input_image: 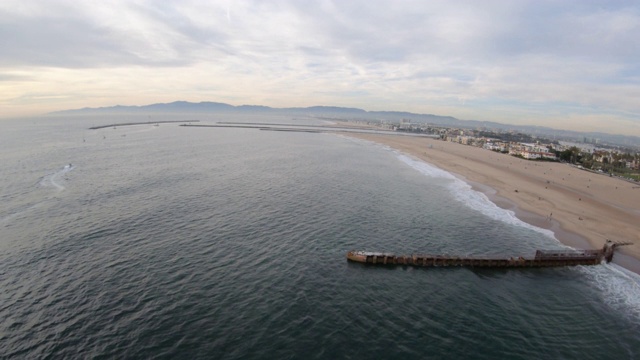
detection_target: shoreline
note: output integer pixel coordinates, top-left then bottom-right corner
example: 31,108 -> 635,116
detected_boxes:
347,133 -> 640,275
466,178 -> 594,250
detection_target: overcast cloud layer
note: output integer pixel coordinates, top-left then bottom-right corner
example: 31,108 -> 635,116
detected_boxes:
1,0 -> 639,135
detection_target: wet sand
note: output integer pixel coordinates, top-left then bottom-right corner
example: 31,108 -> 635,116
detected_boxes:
349,133 -> 640,274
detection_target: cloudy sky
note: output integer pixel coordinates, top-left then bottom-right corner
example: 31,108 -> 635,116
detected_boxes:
1,0 -> 639,135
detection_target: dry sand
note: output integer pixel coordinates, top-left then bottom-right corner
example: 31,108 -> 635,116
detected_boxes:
349,133 -> 640,273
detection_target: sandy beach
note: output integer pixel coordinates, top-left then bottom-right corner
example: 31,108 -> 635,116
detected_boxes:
349,133 -> 640,273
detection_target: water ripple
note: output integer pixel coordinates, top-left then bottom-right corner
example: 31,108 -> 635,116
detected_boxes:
1,120 -> 639,359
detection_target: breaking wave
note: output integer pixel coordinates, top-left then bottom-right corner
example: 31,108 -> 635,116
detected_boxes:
579,264 -> 640,322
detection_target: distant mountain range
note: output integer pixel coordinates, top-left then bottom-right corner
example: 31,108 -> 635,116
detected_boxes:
48,101 -> 640,148
49,100 -> 460,126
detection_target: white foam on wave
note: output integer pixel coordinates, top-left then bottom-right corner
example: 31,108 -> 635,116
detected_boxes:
396,153 -> 556,239
4,165 -> 74,225
578,264 -> 640,321
40,164 -> 74,192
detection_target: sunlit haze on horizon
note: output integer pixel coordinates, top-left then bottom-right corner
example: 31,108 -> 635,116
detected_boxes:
1,0 -> 639,136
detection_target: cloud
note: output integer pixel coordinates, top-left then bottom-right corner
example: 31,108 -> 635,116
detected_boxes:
0,73 -> 33,81
0,0 -> 639,135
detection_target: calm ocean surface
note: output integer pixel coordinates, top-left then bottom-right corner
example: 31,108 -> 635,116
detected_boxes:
1,114 -> 639,359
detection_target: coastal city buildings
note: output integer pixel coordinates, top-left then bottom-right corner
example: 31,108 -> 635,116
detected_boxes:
338,118 -> 640,181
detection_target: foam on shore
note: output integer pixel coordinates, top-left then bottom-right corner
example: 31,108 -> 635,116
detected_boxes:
343,135 -> 559,241
580,264 -> 640,320
396,153 -> 557,240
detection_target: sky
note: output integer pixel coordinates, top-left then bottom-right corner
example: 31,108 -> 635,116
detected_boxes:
1,0 -> 639,135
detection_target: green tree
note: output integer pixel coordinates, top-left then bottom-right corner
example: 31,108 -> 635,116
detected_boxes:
559,146 -> 580,163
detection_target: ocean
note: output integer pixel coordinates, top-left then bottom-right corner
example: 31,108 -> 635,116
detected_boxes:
1,114 -> 639,359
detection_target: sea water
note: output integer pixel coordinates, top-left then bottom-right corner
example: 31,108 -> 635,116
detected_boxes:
1,114 -> 639,359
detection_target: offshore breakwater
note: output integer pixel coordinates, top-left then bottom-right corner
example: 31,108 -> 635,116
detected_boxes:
179,123 -> 441,138
88,120 -> 199,129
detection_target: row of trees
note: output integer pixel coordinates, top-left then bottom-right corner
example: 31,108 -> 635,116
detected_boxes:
557,146 -> 639,176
